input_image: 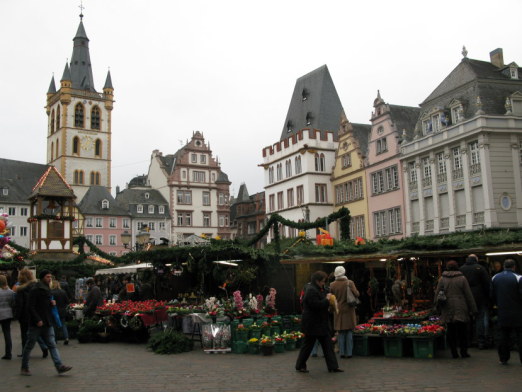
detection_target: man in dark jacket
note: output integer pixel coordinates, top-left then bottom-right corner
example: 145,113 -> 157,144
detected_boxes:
20,270 -> 72,376
85,278 -> 103,317
460,254 -> 491,348
491,259 -> 522,365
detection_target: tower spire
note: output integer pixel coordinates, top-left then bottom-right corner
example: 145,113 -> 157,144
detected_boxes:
79,0 -> 84,21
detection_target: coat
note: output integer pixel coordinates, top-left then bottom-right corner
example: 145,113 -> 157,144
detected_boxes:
0,288 -> 15,321
85,285 -> 103,316
459,260 -> 490,307
491,269 -> 522,327
51,287 -> 69,319
14,281 -> 36,322
329,277 -> 359,331
27,281 -> 54,327
301,282 -> 330,336
435,271 -> 477,324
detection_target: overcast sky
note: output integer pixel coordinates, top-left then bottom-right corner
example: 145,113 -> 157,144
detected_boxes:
2,0 -> 522,197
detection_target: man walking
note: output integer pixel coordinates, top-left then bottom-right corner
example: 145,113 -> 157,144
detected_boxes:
85,278 -> 103,317
491,259 -> 522,365
460,254 -> 491,348
20,270 -> 72,376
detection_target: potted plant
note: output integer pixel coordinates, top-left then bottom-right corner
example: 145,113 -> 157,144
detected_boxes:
273,335 -> 285,353
259,336 -> 274,356
249,322 -> 261,339
293,331 -> 304,348
282,332 -> 296,350
248,338 -> 260,354
235,323 -> 249,341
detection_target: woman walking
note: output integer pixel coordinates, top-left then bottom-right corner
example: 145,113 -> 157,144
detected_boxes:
435,260 -> 477,358
51,280 -> 70,345
295,271 -> 343,373
330,266 -> 360,358
0,274 -> 15,359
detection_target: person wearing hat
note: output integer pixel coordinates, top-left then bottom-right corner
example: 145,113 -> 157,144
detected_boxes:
329,266 -> 360,359
85,278 -> 103,317
20,269 -> 72,376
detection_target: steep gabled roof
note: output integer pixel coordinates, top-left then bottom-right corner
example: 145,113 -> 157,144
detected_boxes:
388,105 -> 421,140
115,188 -> 170,219
350,123 -> 371,157
280,65 -> 344,140
69,19 -> 96,91
236,183 -> 250,202
78,186 -> 129,216
0,159 -> 49,204
29,166 -> 76,199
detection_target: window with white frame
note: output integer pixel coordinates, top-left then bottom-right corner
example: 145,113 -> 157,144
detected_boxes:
191,153 -> 197,163
137,222 -> 146,230
177,190 -> 192,204
385,166 -> 399,190
109,235 -> 116,246
408,162 -> 417,184
277,192 -> 284,210
85,217 -> 93,227
2,188 -> 8,196
296,186 -> 304,206
452,147 -> 462,169
159,206 -> 165,214
20,226 -> 28,236
349,215 -> 365,239
202,192 -> 210,206
218,215 -> 225,227
148,205 -> 155,214
20,207 -> 28,216
268,167 -> 274,184
148,222 -> 155,231
95,218 -> 103,228
203,212 -> 211,227
373,207 -> 401,237
182,170 -> 187,179
469,141 -> 480,165
137,204 -> 144,213
123,219 -> 130,229
295,156 -> 302,174
376,137 -> 388,154
86,235 -> 93,243
177,212 -> 192,226
218,193 -> 226,205
159,221 -> 165,231
8,207 -> 15,216
451,104 -> 464,124
193,171 -> 206,182
95,235 -> 103,245
269,194 -> 275,212
422,157 -> 432,180
371,165 -> 398,195
314,153 -> 325,171
276,163 -> 282,181
200,154 -> 206,164
341,153 -> 351,168
315,184 -> 327,203
287,188 -> 294,208
437,153 -> 446,174
109,218 -> 116,228
10,227 -> 15,236
285,160 -> 292,177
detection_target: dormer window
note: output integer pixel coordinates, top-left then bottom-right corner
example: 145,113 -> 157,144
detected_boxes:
509,91 -> 522,115
286,120 -> 293,133
509,63 -> 519,79
101,199 -> 109,209
159,206 -> 165,214
305,112 -> 313,126
145,192 -> 150,199
451,105 -> 464,124
422,108 -> 450,135
302,88 -> 309,101
137,204 -> 143,213
2,188 -> 8,196
148,205 -> 155,214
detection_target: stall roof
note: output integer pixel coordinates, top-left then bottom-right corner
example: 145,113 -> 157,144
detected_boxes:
95,263 -> 153,275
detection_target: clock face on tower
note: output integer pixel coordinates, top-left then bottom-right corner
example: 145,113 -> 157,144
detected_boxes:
81,136 -> 94,151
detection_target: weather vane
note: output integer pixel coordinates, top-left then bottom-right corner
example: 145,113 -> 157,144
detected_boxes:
79,0 -> 85,20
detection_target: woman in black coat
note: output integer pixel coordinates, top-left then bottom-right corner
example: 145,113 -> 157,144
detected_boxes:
295,271 -> 342,373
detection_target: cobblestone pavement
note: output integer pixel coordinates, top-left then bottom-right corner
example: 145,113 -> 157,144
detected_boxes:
1,327 -> 521,392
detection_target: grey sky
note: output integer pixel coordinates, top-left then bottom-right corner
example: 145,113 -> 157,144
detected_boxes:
2,0 -> 521,196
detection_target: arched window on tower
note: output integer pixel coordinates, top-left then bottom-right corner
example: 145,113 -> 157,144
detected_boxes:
74,103 -> 84,127
314,153 -> 325,171
90,171 -> 101,185
51,142 -> 54,161
55,140 -> 59,159
74,170 -> 85,185
95,139 -> 102,157
56,106 -> 60,130
73,136 -> 80,155
79,170 -> 84,184
91,106 -> 101,130
50,109 -> 55,134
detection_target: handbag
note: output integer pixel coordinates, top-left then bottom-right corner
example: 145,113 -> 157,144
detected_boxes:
50,295 -> 63,328
346,282 -> 360,307
436,280 -> 447,306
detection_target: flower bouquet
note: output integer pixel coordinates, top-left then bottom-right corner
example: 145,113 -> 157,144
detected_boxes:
273,334 -> 286,353
248,337 -> 260,354
354,323 -> 373,334
270,319 -> 281,335
259,336 -> 274,355
282,332 -> 296,350
416,324 -> 444,337
293,331 -> 304,348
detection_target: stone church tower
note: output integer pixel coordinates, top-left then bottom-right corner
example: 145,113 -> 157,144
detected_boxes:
46,13 -> 114,201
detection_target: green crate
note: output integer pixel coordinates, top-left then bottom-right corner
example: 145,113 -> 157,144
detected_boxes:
411,337 -> 435,359
383,337 -> 403,357
353,335 -> 370,356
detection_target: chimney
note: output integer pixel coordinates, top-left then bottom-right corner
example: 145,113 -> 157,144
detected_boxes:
116,185 -> 120,194
490,48 -> 504,68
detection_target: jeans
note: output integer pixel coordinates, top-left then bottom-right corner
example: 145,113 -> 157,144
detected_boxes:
22,326 -> 63,370
19,319 -> 48,353
1,318 -> 12,357
475,305 -> 489,345
54,317 -> 69,341
338,330 -> 353,356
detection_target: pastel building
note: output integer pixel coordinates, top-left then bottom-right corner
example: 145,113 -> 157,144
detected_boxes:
331,113 -> 371,240
366,92 -> 420,239
401,48 -> 522,235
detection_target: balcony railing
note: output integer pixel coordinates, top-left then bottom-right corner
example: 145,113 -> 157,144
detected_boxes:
469,163 -> 481,175
456,215 -> 466,227
473,212 -> 484,224
452,168 -> 463,180
422,177 -> 432,187
425,220 -> 434,232
440,217 -> 449,229
412,222 -> 420,233
437,172 -> 447,184
409,181 -> 418,190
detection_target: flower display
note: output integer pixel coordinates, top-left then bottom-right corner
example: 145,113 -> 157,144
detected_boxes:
260,336 -> 274,346
354,322 -> 445,337
236,323 -> 248,331
250,322 -> 261,330
96,300 -> 166,316
248,338 -> 259,345
273,335 -> 285,344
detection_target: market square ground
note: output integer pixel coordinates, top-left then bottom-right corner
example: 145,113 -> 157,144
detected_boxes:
1,327 -> 521,392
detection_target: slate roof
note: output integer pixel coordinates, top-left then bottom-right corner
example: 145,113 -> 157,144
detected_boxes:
77,186 -> 129,216
235,184 -> 250,203
216,171 -> 231,184
128,175 -> 148,188
115,188 -> 170,219
388,105 -> 421,140
103,70 -> 113,90
0,159 -> 49,204
69,20 -> 96,92
350,123 -> 371,157
29,166 -> 76,199
280,65 -> 344,141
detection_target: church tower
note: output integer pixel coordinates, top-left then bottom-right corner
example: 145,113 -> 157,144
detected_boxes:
46,12 -> 114,201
